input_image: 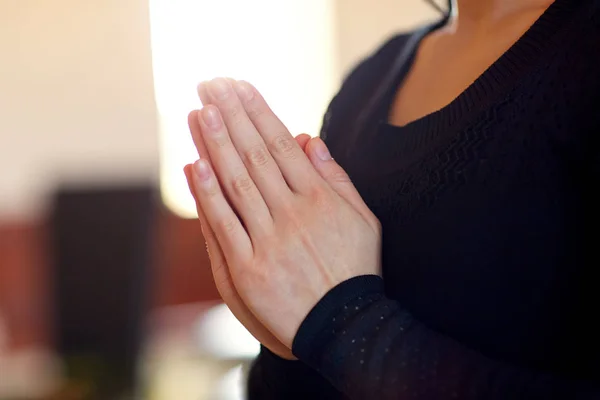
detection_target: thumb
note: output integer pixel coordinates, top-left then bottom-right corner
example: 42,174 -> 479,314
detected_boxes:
307,137 -> 378,228
294,133 -> 311,152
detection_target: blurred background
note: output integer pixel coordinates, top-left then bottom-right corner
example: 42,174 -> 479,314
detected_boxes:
0,0 -> 437,398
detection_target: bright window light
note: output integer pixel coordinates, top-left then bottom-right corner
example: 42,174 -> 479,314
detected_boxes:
150,0 -> 339,218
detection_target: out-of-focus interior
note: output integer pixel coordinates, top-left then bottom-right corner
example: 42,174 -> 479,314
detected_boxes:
0,1 -> 436,398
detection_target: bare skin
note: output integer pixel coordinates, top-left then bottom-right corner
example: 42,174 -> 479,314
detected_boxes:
187,82 -> 380,358
390,0 -> 554,127
185,121 -> 312,360
185,0 -> 557,360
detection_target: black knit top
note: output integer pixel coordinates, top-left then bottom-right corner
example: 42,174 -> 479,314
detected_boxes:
248,0 -> 600,398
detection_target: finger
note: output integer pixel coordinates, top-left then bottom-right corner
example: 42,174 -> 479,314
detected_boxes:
197,105 -> 273,238
189,110 -> 242,224
200,81 -> 310,194
185,164 -> 238,298
199,78 -> 292,208
188,110 -> 212,162
294,133 -> 311,152
231,80 -> 321,194
200,87 -> 310,174
185,163 -> 229,257
198,77 -> 237,107
198,81 -> 210,106
306,137 -> 378,227
190,158 -> 253,262
184,163 -> 220,255
189,113 -> 247,229
185,164 -> 292,356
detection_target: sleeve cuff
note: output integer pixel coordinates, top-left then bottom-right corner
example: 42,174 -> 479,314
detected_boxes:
291,274 -> 385,366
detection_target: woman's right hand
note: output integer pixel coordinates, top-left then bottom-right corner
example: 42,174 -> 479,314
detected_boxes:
185,110 -> 312,360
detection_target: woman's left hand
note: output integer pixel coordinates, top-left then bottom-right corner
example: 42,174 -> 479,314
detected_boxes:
188,78 -> 382,348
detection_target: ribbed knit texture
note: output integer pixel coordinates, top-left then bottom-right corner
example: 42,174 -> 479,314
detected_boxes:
248,0 -> 600,398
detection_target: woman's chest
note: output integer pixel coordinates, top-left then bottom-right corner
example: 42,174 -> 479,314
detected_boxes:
342,92 -> 589,368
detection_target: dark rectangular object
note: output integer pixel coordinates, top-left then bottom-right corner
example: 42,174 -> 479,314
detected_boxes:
51,184 -> 157,397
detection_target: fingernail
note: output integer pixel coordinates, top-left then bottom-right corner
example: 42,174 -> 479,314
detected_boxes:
200,106 -> 221,129
233,80 -> 254,101
207,78 -> 231,100
314,137 -> 332,161
193,159 -> 211,181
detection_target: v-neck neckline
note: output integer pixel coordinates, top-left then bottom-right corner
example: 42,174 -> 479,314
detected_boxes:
377,0 -> 584,150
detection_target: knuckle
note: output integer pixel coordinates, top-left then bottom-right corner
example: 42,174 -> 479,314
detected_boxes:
307,183 -> 326,199
326,169 -> 351,184
231,173 -> 255,196
213,270 -> 235,299
278,199 -> 300,219
209,131 -> 229,148
309,185 -> 334,210
202,226 -> 216,242
228,104 -> 242,119
245,144 -> 270,168
212,260 -> 227,277
202,179 -> 220,197
220,218 -> 239,234
269,134 -> 297,159
246,104 -> 266,120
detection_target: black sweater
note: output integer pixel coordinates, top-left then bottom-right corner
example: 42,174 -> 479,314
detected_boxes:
247,0 -> 600,398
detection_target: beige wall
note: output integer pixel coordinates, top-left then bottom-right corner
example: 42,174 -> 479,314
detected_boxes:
0,0 -> 435,219
0,0 -> 160,219
335,0 -> 438,76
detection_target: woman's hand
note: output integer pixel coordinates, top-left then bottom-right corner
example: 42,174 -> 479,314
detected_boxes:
188,78 -> 381,348
186,113 -> 311,360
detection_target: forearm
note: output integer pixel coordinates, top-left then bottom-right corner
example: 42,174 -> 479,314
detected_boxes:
292,276 -> 597,400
